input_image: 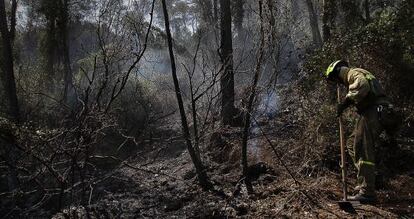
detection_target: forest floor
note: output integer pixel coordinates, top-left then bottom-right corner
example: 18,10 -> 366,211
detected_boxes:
52,110 -> 414,219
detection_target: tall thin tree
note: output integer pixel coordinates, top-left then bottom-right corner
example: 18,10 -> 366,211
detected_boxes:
234,0 -> 244,34
305,0 -> 323,47
161,0 -> 212,190
58,0 -> 76,105
40,0 -> 58,85
213,0 -> 218,24
0,0 -> 19,122
0,0 -> 20,192
364,0 -> 370,23
241,0 -> 265,193
219,0 -> 236,126
339,0 -> 363,29
322,0 -> 336,42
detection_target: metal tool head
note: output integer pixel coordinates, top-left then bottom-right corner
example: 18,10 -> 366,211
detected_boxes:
337,200 -> 358,214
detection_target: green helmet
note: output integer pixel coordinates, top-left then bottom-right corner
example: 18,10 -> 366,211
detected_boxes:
325,60 -> 348,79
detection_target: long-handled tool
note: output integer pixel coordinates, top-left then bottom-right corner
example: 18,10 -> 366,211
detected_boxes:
336,86 -> 357,213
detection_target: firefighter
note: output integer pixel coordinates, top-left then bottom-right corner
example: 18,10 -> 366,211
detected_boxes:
325,60 -> 399,202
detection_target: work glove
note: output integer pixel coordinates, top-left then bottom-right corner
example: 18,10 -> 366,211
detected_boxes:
337,98 -> 352,117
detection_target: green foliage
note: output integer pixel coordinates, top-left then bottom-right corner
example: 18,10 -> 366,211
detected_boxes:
305,0 -> 414,104
295,0 -> 414,172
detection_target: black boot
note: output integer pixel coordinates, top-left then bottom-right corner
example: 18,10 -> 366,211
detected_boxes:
348,191 -> 376,203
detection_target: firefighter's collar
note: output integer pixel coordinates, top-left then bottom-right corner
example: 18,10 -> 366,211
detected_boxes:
338,67 -> 350,85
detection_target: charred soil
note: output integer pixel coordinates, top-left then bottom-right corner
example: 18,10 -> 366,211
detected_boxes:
52,109 -> 414,218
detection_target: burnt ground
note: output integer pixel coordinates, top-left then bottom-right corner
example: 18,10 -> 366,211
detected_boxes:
51,111 -> 414,219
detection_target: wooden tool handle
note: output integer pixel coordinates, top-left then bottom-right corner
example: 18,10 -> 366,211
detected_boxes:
337,86 -> 348,201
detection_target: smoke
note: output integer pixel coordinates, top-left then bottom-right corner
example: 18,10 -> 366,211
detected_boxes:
258,90 -> 280,120
248,89 -> 280,161
249,120 -> 261,161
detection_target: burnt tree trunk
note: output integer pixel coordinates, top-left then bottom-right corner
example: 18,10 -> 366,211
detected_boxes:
234,0 -> 244,34
45,21 -> 56,82
322,0 -> 336,42
197,0 -> 213,27
161,0 -> 212,190
58,0 -> 76,105
0,0 -> 19,122
213,0 -> 218,24
0,0 -> 20,192
241,0 -> 265,193
41,0 -> 58,87
219,0 -> 236,126
305,0 -> 323,47
364,0 -> 370,23
339,0 -> 363,29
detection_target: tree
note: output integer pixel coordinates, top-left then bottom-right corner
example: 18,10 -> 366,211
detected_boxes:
0,0 -> 19,122
339,0 -> 363,30
364,0 -> 370,23
39,0 -> 76,104
161,0 -> 212,190
322,0 -> 336,42
39,0 -> 58,84
241,0 -> 265,193
0,0 -> 20,193
213,0 -> 218,24
58,0 -> 76,105
219,0 -> 236,126
305,0 -> 323,47
234,0 -> 244,34
196,0 -> 213,29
